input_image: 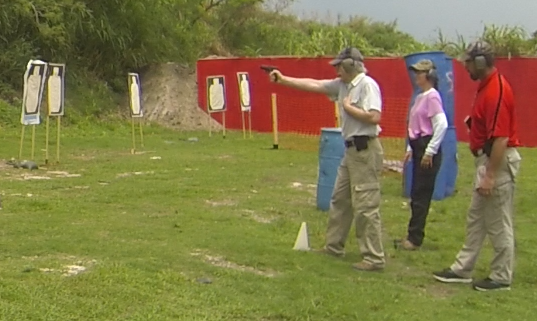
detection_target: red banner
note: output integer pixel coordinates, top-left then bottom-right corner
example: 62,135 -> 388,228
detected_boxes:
197,57 -> 537,147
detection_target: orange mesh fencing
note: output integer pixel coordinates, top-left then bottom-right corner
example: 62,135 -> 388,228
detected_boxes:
196,56 -> 537,159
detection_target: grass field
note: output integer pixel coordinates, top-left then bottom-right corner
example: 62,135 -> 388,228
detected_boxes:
0,124 -> 535,320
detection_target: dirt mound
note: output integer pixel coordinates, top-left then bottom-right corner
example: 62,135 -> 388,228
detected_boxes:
139,63 -> 222,131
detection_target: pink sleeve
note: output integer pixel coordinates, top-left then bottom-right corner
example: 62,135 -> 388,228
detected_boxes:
426,92 -> 444,118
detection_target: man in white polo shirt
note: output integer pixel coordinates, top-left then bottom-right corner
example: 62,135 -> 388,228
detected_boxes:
268,47 -> 386,271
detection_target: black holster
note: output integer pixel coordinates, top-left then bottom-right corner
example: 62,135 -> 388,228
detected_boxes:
345,136 -> 370,151
483,138 -> 494,157
353,136 -> 369,151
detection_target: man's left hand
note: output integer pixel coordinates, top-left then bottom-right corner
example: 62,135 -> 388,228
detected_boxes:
420,155 -> 433,168
478,171 -> 495,196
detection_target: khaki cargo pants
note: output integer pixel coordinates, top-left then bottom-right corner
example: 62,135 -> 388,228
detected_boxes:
325,137 -> 385,266
450,147 -> 521,284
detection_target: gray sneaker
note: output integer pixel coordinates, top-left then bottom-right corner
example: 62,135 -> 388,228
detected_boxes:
312,248 -> 344,258
433,268 -> 473,283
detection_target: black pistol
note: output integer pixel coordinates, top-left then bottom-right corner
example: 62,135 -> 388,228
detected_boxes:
260,65 -> 278,73
260,65 -> 280,82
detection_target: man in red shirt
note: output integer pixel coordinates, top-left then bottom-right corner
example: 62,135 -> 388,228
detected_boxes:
432,40 -> 522,291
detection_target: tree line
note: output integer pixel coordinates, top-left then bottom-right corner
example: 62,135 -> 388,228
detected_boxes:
1,1 -> 536,105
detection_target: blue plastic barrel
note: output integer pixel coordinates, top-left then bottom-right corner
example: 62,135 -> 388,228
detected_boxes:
441,56 -> 459,195
439,127 -> 458,196
402,51 -> 458,200
442,56 -> 455,126
316,128 -> 345,211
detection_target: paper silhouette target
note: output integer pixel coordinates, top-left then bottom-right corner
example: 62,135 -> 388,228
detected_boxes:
47,63 -> 66,116
237,72 -> 251,112
128,73 -> 143,117
21,60 -> 48,125
206,76 -> 227,112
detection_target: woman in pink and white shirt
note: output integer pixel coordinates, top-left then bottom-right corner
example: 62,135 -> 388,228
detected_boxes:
401,59 -> 448,251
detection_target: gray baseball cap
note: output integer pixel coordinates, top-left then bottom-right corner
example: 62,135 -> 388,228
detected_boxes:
409,59 -> 435,72
329,47 -> 364,66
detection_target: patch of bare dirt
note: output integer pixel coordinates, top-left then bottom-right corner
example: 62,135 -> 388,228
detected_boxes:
190,250 -> 280,278
47,171 -> 82,178
421,283 -> 456,299
116,150 -> 157,156
0,162 -> 14,170
116,171 -> 155,178
290,182 -> 317,197
20,175 -> 50,180
241,209 -> 274,224
383,159 -> 404,173
137,63 -> 222,131
2,170 -> 82,181
22,255 -> 97,277
205,199 -> 237,207
8,193 -> 34,197
71,154 -> 95,161
65,185 -> 90,190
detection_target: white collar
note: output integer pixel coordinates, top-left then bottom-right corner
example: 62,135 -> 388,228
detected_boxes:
420,88 -> 435,96
347,73 -> 366,88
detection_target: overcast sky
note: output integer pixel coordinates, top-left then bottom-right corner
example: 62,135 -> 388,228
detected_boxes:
288,0 -> 537,42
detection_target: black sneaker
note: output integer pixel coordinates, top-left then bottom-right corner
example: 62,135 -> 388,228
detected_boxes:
472,278 -> 511,292
433,268 -> 473,283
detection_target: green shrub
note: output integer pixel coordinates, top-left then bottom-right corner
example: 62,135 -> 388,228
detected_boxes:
1,0 -> 535,124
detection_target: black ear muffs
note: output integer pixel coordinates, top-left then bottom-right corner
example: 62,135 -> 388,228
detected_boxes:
474,55 -> 487,70
342,47 -> 356,67
472,41 -> 488,70
426,67 -> 438,81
